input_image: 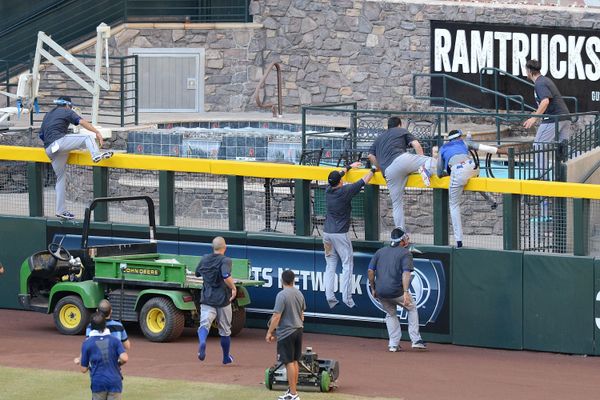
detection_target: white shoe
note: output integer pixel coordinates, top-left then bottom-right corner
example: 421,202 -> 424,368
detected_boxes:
92,151 -> 113,163
412,340 -> 428,350
418,166 -> 431,187
388,345 -> 401,352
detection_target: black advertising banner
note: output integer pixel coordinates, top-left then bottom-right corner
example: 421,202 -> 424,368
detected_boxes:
430,20 -> 600,112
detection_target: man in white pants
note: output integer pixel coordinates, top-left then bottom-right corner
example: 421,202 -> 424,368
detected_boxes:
323,161 -> 374,308
368,228 -> 427,352
437,129 -> 497,248
367,117 -> 435,230
40,96 -> 113,219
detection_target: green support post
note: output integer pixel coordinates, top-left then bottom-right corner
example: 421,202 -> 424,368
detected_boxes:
294,179 -> 311,236
227,175 -> 244,231
503,194 -> 521,250
433,189 -> 448,246
573,198 -> 590,256
159,170 -> 175,226
364,184 -> 380,241
93,166 -> 108,222
27,162 -> 44,217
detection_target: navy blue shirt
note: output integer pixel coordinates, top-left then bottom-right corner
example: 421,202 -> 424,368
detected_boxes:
534,76 -> 570,122
324,180 -> 365,234
40,106 -> 81,147
85,319 -> 129,343
368,127 -> 416,177
195,253 -> 233,307
368,245 -> 413,299
80,335 -> 125,393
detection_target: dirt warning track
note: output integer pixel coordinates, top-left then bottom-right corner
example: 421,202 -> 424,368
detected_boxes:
0,309 -> 599,400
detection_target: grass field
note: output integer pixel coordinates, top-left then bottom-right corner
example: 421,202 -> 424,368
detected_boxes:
0,366 -> 396,400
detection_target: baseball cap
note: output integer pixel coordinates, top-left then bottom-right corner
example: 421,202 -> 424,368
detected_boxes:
328,170 -> 345,186
390,227 -> 407,247
447,129 -> 462,141
54,96 -> 73,106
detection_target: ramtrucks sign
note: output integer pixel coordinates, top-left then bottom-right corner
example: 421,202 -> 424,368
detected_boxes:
430,21 -> 597,111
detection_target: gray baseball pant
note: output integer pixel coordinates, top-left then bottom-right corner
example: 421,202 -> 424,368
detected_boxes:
379,296 -> 423,348
323,232 -> 355,308
199,303 -> 232,336
533,121 -> 571,179
449,160 -> 479,242
384,152 -> 434,229
45,133 -> 101,215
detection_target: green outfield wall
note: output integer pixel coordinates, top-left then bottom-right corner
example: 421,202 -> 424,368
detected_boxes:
1,215 -> 599,355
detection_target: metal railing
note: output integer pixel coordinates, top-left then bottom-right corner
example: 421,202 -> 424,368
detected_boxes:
567,115 -> 600,159
254,62 -> 283,118
29,54 -> 138,127
412,72 -> 528,135
0,0 -> 252,63
479,67 -> 579,118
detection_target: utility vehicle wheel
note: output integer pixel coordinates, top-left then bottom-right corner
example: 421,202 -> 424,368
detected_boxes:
53,296 -> 91,335
320,370 -> 331,392
230,306 -> 246,337
140,297 -> 185,342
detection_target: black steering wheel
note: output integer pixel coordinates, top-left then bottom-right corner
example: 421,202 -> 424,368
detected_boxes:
48,243 -> 71,262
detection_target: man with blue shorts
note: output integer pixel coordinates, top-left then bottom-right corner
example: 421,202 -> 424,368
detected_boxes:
80,312 -> 128,400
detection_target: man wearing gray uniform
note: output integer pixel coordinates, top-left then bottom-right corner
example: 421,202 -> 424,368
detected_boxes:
367,117 -> 435,230
40,96 -> 113,219
368,228 -> 427,352
437,129 -> 497,248
323,161 -> 374,309
523,59 -> 571,178
266,270 -> 306,400
195,236 -> 237,364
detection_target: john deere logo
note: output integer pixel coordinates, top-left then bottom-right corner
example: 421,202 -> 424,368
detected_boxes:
366,258 -> 446,326
124,267 -> 161,276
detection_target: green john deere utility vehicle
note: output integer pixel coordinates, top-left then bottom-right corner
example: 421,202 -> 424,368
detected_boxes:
18,196 -> 262,342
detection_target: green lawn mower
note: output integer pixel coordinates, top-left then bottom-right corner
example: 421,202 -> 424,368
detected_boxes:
265,347 -> 339,393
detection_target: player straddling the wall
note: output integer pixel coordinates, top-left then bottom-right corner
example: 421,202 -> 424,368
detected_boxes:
436,129 -> 497,248
368,228 -> 427,352
40,96 -> 113,220
367,117 -> 435,230
323,161 -> 374,309
195,236 -> 237,364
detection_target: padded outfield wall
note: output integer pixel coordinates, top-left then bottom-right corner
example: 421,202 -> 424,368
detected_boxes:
1,215 -> 599,355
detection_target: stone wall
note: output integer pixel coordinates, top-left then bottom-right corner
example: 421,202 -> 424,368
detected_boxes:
99,0 -> 600,113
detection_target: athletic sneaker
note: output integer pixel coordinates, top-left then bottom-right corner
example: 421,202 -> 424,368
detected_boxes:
56,211 -> 75,220
278,391 -> 299,400
92,151 -> 114,163
418,166 -> 431,187
388,345 -> 401,352
412,340 -> 428,350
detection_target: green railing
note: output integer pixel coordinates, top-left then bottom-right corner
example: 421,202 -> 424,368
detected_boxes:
412,72 -> 527,135
0,0 -> 251,63
479,67 -> 579,117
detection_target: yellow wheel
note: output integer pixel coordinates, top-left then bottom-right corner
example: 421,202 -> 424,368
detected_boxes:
139,297 -> 185,342
146,307 -> 166,333
53,296 -> 91,335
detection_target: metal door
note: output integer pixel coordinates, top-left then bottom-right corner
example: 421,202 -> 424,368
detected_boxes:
130,48 -> 204,112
